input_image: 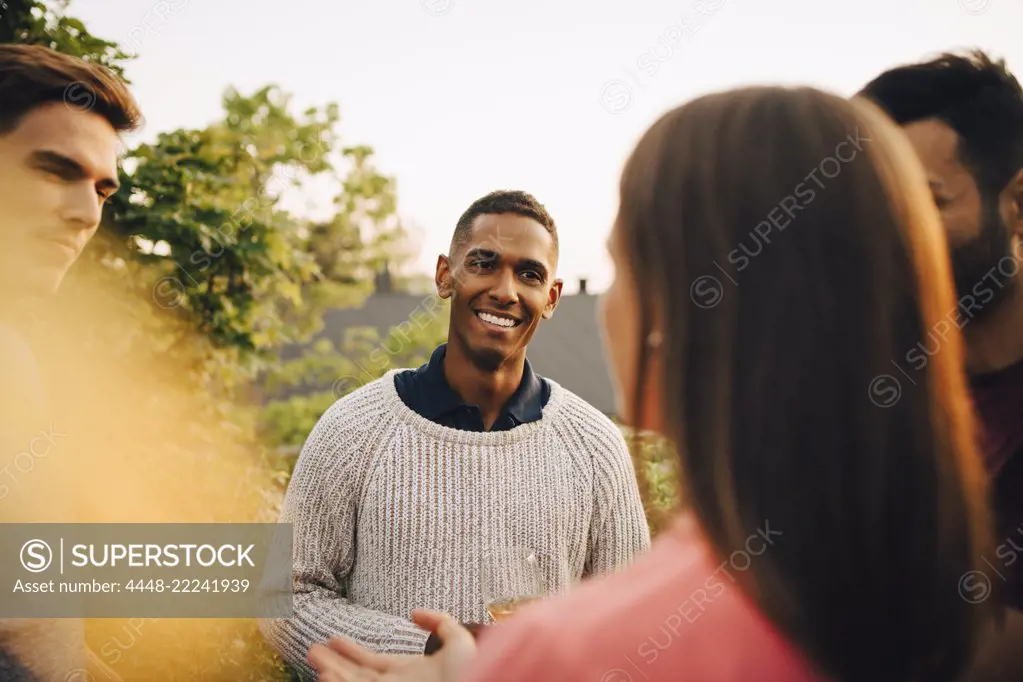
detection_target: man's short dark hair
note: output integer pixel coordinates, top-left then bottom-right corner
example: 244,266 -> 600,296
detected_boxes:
0,44 -> 142,135
859,50 -> 1023,195
450,190 -> 558,258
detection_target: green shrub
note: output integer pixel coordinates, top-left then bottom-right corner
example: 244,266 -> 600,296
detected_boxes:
618,425 -> 683,536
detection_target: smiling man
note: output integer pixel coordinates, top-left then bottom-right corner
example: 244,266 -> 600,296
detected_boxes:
400,195 -> 562,432
261,190 -> 650,678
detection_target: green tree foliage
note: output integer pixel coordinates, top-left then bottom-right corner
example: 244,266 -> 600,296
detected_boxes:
0,0 -> 132,74
106,86 -> 335,357
287,144 -> 415,334
96,88 -> 415,402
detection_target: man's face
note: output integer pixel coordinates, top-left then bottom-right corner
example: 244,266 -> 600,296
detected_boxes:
0,102 -> 121,297
436,213 -> 562,371
902,118 -> 1015,310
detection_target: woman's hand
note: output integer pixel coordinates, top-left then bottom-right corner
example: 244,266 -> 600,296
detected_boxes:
309,610 -> 479,682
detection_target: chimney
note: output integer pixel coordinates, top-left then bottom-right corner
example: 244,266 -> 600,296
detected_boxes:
578,278 -> 588,295
374,262 -> 393,294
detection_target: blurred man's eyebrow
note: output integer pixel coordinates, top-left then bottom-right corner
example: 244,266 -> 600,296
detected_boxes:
29,150 -> 83,174
30,150 -> 119,190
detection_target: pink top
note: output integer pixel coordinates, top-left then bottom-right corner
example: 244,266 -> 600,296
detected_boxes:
463,512 -> 825,682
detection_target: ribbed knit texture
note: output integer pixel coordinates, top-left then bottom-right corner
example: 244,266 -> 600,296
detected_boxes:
260,369 -> 651,679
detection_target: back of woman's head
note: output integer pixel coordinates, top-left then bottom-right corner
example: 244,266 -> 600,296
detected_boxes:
618,86 -> 992,681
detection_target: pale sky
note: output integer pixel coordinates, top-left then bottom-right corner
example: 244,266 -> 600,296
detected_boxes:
77,0 -> 1021,294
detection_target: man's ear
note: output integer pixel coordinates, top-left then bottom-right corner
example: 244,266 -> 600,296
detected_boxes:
436,254 -> 453,299
541,279 -> 564,320
1002,168 -> 1023,240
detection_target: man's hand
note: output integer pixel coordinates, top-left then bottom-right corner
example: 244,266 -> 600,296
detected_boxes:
309,610 -> 478,682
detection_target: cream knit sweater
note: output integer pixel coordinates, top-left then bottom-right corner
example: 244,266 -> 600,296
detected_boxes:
260,369 -> 651,678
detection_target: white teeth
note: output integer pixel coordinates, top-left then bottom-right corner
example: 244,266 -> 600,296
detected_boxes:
478,312 -> 516,328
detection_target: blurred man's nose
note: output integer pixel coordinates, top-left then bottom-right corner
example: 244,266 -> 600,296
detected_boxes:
62,183 -> 103,231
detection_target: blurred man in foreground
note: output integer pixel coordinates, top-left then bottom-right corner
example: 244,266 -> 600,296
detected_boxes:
0,43 -> 139,438
0,43 -> 141,682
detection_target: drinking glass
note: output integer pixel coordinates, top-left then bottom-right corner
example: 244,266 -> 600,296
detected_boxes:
481,545 -> 544,623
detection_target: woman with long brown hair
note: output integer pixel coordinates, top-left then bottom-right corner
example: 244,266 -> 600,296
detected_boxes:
309,85 -> 994,682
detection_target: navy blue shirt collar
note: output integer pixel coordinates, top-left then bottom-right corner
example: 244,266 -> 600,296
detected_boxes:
395,343 -> 548,431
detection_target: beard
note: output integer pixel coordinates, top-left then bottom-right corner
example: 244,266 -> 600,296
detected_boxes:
950,196 -> 1016,319
461,339 -> 506,372
450,314 -> 516,373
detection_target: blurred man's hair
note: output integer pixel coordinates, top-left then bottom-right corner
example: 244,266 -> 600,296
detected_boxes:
450,189 -> 558,258
0,44 -> 142,135
859,50 -> 1023,195
0,647 -> 35,682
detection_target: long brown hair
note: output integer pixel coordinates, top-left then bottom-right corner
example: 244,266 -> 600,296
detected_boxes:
619,86 -> 992,681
